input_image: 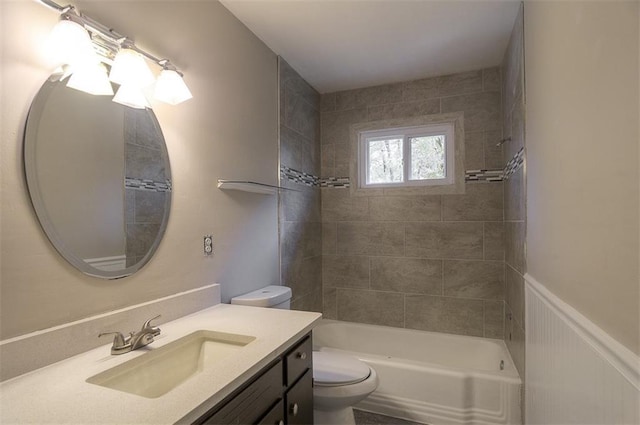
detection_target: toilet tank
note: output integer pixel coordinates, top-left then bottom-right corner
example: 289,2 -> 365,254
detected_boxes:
230,285 -> 292,309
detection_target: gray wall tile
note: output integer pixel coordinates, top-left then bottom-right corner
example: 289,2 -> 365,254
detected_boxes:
484,130 -> 504,169
484,222 -> 505,261
505,264 -> 525,327
371,257 -> 442,294
505,303 -> 525,378
482,67 -> 502,92
284,84 -> 320,141
405,295 -> 484,336
321,108 -> 367,145
368,98 -> 440,121
284,255 -> 322,301
441,92 -> 501,132
320,93 -> 336,112
465,131 -> 485,170
321,143 -> 335,177
337,222 -> 405,256
439,70 -> 484,97
323,255 -> 370,289
282,221 -> 322,260
484,300 -> 504,338
369,196 -> 441,221
505,221 -> 525,273
322,189 -> 369,221
336,83 -> 403,110
505,166 -> 525,221
337,289 -> 404,327
443,260 -> 504,300
290,287 -> 322,313
281,185 -> 321,223
322,223 -> 337,255
405,222 -> 484,259
442,183 -> 504,221
318,67 -> 507,338
278,59 -> 322,313
323,286 -> 337,320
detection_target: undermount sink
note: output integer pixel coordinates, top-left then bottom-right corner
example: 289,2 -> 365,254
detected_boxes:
87,330 -> 256,398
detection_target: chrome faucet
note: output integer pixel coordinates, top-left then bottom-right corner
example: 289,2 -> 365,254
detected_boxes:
99,315 -> 161,355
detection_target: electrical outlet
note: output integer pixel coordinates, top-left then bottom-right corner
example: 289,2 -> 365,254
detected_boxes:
204,235 -> 213,256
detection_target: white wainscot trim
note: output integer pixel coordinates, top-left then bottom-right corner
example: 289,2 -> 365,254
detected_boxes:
525,274 -> 639,425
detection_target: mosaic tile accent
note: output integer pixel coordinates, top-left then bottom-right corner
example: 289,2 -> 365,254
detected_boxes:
320,177 -> 350,188
281,165 -> 352,188
280,166 -> 319,187
504,147 -> 525,179
465,169 -> 504,182
125,177 -> 172,192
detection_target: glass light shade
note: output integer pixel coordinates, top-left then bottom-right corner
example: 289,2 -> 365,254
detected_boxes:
112,84 -> 151,109
67,63 -> 114,96
47,19 -> 97,68
109,49 -> 155,88
154,70 -> 193,105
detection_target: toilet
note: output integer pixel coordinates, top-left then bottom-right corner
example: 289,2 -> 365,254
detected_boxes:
231,285 -> 378,425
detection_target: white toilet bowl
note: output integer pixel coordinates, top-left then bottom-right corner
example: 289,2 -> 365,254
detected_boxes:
230,286 -> 379,424
313,351 -> 379,425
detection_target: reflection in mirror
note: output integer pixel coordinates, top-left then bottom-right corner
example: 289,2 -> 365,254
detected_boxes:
24,74 -> 172,279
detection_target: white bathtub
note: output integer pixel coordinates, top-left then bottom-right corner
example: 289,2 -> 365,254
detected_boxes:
313,320 -> 521,425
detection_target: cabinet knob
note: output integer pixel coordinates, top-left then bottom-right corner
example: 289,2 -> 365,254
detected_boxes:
290,403 -> 299,416
296,352 -> 307,360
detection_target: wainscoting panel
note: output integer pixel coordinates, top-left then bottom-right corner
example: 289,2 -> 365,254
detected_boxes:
525,274 -> 639,424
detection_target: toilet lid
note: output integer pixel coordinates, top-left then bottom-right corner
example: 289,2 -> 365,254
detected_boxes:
313,351 -> 371,386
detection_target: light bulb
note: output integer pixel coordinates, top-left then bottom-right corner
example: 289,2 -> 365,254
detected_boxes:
67,62 -> 114,96
113,84 -> 151,109
154,69 -> 193,105
109,48 -> 155,88
47,19 -> 98,68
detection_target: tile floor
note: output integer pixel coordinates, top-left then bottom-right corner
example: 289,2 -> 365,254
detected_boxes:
353,409 -> 427,425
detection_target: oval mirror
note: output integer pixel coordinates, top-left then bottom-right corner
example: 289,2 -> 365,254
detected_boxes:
24,74 -> 172,279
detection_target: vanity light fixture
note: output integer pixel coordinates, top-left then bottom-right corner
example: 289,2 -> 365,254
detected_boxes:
38,0 -> 192,107
154,68 -> 193,105
112,84 -> 151,109
67,62 -> 114,96
109,48 -> 155,88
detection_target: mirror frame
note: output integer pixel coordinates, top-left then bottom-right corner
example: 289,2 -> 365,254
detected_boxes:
23,75 -> 172,279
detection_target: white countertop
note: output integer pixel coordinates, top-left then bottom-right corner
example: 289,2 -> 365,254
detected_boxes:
0,304 -> 322,424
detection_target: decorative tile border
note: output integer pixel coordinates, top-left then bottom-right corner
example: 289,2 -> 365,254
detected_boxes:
125,177 -> 172,192
504,147 -> 525,179
281,155 -> 526,187
465,169 -> 504,182
280,166 -> 319,187
320,177 -> 350,188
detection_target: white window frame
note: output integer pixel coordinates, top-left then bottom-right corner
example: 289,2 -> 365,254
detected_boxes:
358,123 -> 455,188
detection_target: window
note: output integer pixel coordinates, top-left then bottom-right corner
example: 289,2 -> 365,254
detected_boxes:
359,123 -> 455,188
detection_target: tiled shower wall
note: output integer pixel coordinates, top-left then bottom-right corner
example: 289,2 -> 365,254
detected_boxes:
320,68 -> 506,338
278,58 -> 323,311
502,5 -> 526,379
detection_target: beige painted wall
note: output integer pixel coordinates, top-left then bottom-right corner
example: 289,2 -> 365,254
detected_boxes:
524,1 -> 640,354
0,0 -> 279,339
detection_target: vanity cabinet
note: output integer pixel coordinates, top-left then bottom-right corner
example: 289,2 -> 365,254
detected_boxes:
191,333 -> 313,425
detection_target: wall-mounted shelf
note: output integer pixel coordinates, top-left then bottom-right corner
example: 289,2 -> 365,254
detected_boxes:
217,180 -> 295,195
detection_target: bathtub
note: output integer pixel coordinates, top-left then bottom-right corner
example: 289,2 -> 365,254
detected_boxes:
313,320 -> 521,425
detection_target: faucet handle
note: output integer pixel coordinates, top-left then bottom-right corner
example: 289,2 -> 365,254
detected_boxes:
98,331 -> 131,354
99,331 -> 126,345
142,314 -> 161,336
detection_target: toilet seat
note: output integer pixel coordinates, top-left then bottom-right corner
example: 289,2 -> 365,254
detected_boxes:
313,351 -> 371,387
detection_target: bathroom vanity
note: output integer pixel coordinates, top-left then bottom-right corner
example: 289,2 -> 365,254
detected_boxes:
192,334 -> 313,424
0,304 -> 321,424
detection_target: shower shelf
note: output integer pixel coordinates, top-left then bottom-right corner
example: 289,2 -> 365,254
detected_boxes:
217,180 -> 295,195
